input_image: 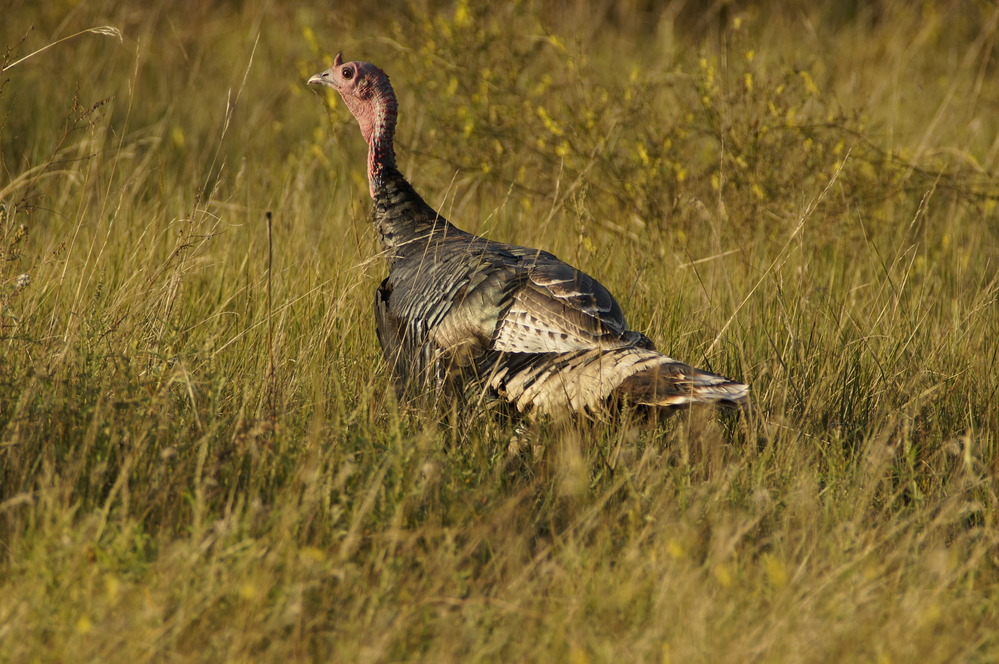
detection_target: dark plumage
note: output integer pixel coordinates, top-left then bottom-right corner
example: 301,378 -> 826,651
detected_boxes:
309,54 -> 749,414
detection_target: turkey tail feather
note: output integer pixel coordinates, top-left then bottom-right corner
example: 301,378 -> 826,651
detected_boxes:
615,359 -> 749,408
489,347 -> 748,414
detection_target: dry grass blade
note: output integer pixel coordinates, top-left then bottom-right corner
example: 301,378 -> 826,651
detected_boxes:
1,26 -> 122,73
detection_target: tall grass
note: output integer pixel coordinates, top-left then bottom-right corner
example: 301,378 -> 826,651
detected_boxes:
2,0 -> 997,661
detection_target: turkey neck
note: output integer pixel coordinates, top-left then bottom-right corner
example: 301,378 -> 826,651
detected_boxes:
371,167 -> 469,266
365,87 -> 397,198
363,85 -> 467,263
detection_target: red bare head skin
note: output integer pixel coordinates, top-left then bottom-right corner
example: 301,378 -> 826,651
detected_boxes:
309,53 -> 398,198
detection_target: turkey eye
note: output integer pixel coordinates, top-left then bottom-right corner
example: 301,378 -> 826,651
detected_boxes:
341,67 -> 353,79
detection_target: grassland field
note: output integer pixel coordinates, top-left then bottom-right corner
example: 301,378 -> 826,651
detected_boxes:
1,0 -> 998,661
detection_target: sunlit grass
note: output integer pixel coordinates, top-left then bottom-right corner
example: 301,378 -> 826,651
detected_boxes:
1,1 -> 997,661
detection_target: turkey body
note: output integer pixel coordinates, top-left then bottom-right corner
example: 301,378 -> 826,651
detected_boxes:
309,54 -> 748,415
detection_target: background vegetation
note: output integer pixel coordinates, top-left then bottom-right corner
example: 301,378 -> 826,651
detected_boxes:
2,0 -> 997,661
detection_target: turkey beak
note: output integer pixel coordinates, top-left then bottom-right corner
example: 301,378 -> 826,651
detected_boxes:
308,69 -> 336,89
308,52 -> 343,89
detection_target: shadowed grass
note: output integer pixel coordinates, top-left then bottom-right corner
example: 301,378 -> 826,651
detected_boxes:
1,0 -> 997,661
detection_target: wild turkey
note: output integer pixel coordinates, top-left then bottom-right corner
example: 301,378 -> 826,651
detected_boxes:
308,54 -> 749,415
